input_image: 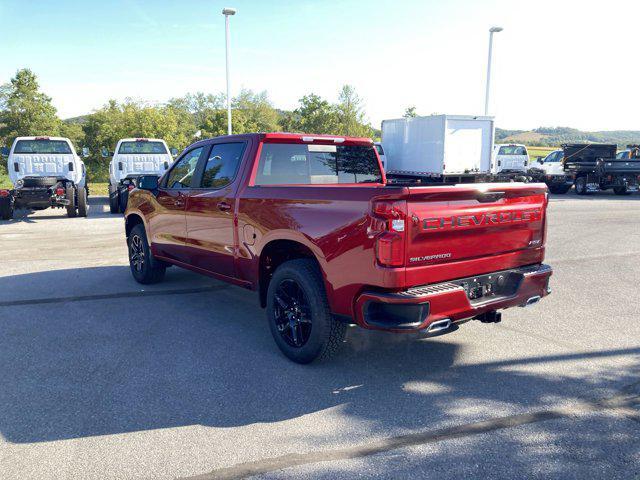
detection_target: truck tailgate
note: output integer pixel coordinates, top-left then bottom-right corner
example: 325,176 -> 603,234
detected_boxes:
405,184 -> 547,268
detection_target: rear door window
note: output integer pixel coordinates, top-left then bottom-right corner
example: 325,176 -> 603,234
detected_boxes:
255,143 -> 382,185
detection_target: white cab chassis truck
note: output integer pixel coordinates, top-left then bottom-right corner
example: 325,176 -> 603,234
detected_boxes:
381,115 -> 495,183
492,143 -> 530,175
0,136 -> 88,220
108,138 -> 173,213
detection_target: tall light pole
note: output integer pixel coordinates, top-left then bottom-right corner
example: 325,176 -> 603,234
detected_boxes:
484,26 -> 503,116
222,7 -> 237,135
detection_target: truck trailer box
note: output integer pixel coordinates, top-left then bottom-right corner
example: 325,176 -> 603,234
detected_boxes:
381,115 -> 495,177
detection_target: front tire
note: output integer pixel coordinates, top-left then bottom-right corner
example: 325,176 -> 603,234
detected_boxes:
548,184 -> 571,194
267,259 -> 346,363
128,224 -> 166,284
66,185 -> 77,217
574,176 -> 588,195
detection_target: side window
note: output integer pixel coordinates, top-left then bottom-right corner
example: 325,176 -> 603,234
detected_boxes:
164,147 -> 203,189
200,142 -> 246,189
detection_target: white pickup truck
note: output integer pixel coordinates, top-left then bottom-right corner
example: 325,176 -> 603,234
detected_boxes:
108,138 -> 174,213
0,136 -> 88,220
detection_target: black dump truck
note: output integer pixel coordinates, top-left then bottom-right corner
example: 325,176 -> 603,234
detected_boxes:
562,143 -> 640,195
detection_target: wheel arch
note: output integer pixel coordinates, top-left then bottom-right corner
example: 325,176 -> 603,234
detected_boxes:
258,238 -> 326,309
125,212 -> 145,238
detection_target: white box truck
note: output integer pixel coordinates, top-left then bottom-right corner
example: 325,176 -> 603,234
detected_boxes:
381,115 -> 495,181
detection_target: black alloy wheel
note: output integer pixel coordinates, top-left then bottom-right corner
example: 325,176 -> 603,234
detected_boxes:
129,233 -> 145,274
273,278 -> 313,348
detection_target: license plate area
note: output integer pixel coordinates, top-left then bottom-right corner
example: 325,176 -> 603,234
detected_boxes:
450,271 -> 523,305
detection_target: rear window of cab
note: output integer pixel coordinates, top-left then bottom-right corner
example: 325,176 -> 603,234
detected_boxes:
118,141 -> 168,154
498,146 -> 527,156
255,143 -> 382,185
14,140 -> 72,154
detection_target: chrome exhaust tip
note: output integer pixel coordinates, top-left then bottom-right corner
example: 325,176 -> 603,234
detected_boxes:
520,296 -> 541,307
426,318 -> 452,333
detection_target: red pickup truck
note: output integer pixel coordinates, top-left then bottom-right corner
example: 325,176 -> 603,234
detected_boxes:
124,133 -> 552,363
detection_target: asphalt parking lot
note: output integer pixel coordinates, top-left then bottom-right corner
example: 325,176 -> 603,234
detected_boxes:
0,193 -> 639,480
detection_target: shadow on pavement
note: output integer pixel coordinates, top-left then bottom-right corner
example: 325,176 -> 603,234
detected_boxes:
0,266 -> 638,454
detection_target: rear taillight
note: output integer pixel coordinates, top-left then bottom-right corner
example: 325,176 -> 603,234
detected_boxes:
0,190 -> 9,197
128,184 -> 135,191
55,187 -> 65,196
373,200 -> 407,267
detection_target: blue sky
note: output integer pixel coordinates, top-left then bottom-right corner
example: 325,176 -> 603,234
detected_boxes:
1,0 -> 637,130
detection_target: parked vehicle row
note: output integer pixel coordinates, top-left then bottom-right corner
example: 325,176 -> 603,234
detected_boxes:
530,143 -> 640,195
124,132 -> 553,363
0,136 -> 177,219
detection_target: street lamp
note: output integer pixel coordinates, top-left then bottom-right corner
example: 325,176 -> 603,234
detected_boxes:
222,7 -> 237,135
484,26 -> 503,116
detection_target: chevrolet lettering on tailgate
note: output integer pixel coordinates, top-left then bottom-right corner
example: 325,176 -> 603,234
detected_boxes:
420,208 -> 542,231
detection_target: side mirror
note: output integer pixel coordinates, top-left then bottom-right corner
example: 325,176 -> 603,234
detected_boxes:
138,175 -> 159,191
81,147 -> 90,158
101,147 -> 110,158
170,147 -> 178,157
0,147 -> 9,157
537,157 -> 544,164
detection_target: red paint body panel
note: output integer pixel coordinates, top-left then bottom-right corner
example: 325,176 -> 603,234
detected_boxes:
126,133 -> 553,330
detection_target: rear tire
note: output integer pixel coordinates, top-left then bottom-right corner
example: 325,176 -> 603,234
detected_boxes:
266,259 -> 346,364
613,186 -> 631,196
66,185 -> 77,217
128,224 -> 166,284
77,186 -> 89,217
109,186 -> 119,214
0,197 -> 13,220
118,189 -> 128,214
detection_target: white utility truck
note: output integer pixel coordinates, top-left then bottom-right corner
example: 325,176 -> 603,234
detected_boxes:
0,136 -> 88,220
380,115 -> 495,183
108,138 -> 174,213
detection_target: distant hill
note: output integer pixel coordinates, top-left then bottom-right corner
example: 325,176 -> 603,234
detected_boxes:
64,115 -> 91,125
496,127 -> 640,147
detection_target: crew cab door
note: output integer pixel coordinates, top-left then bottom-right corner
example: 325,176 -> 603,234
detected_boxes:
149,146 -> 205,262
185,141 -> 248,278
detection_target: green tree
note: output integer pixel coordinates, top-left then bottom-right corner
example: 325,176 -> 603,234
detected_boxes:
335,85 -> 373,138
232,89 -> 280,134
403,106 -> 417,118
0,68 -> 62,145
289,93 -> 339,134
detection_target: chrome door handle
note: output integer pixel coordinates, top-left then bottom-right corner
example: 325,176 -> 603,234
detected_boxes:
217,201 -> 231,212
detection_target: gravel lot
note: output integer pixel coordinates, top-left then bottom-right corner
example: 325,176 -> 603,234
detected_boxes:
0,193 -> 639,480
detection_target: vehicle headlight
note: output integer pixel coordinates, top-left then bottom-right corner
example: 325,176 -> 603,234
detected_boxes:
16,179 -> 24,188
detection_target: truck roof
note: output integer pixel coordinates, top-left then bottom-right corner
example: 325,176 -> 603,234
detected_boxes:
116,138 -> 168,143
188,132 -> 374,149
382,114 -> 495,124
13,136 -> 72,143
